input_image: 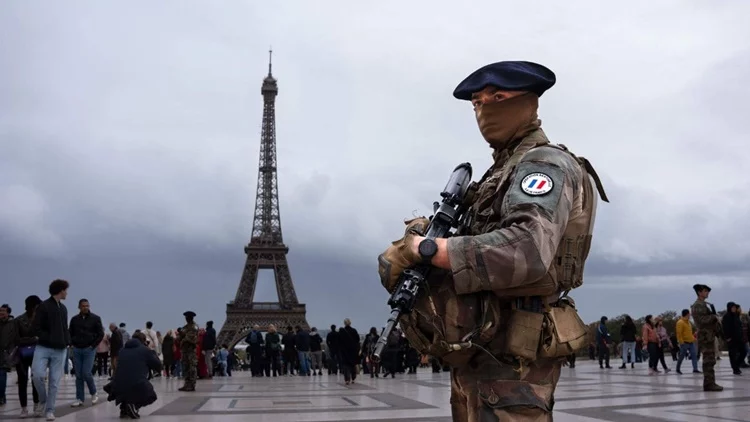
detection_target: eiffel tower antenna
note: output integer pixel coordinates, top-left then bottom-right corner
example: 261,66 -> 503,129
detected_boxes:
217,50 -> 309,347
268,47 -> 272,76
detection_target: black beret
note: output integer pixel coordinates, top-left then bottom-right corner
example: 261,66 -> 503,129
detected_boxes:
183,311 -> 196,318
453,61 -> 556,101
693,284 -> 711,293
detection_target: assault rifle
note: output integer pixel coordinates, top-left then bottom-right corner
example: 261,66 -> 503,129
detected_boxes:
372,162 -> 474,361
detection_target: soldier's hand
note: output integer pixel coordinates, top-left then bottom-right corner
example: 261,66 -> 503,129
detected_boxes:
378,217 -> 430,292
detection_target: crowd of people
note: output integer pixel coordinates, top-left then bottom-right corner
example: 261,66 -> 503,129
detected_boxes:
583,284 -> 746,392
2,280 -> 743,419
0,279 -> 434,420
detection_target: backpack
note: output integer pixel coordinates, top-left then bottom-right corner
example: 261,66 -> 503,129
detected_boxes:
248,331 -> 259,344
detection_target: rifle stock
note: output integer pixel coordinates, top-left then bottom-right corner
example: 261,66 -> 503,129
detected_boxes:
373,162 -> 473,361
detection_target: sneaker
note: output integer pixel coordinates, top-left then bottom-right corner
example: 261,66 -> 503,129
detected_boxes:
46,412 -> 56,421
70,400 -> 83,407
20,407 -> 29,418
91,393 -> 99,404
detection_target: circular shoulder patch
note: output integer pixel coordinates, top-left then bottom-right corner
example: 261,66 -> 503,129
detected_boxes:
520,173 -> 553,196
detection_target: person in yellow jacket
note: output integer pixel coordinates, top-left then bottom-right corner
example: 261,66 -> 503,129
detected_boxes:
676,309 -> 700,374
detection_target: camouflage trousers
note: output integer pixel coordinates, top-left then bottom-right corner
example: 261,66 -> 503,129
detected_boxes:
182,347 -> 197,388
450,355 -> 562,422
698,335 -> 716,386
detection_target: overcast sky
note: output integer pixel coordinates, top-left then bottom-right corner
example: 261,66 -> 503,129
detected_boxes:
2,1 -> 749,335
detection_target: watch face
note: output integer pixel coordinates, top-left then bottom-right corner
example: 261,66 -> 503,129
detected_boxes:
419,239 -> 438,257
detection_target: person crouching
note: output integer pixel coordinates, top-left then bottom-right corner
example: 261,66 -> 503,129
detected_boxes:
103,331 -> 162,419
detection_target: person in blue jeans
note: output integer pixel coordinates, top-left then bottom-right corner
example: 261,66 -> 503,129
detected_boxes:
675,308 -> 701,374
32,279 -> 72,421
294,326 -> 311,376
69,298 -> 104,407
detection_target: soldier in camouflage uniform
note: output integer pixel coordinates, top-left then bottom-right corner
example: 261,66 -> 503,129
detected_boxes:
378,61 -> 608,421
690,284 -> 723,391
178,311 -> 199,392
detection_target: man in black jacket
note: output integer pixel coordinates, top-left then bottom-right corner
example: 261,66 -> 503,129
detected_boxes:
31,279 -> 71,421
202,321 -> 217,378
69,298 -> 104,407
723,302 -> 745,375
103,331 -> 162,419
326,325 -> 339,375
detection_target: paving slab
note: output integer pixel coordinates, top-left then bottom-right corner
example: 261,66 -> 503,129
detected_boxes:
1,359 -> 748,421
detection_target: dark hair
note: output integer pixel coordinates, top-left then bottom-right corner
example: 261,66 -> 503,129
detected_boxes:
206,321 -> 213,327
370,326 -> 378,335
146,321 -> 153,329
624,315 -> 634,325
311,326 -> 317,331
49,279 -> 70,296
133,332 -> 147,344
0,304 -> 9,314
221,344 -> 228,349
25,295 -> 42,313
119,323 -> 126,328
600,316 -> 608,324
645,314 -> 653,325
78,298 -> 88,306
682,309 -> 690,317
330,324 -> 336,330
286,326 -> 293,332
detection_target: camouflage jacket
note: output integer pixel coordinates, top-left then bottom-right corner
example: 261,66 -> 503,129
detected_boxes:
400,128 -> 607,363
181,322 -> 198,350
446,128 -> 605,297
691,299 -> 720,338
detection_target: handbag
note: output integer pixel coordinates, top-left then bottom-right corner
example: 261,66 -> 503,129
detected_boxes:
19,345 -> 36,359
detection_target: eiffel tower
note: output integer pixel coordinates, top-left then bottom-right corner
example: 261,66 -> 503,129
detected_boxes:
217,50 -> 309,348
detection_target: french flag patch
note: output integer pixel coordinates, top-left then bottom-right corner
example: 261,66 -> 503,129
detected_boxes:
521,173 -> 554,196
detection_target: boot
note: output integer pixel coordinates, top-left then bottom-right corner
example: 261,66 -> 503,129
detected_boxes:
619,363 -> 626,369
704,383 -> 724,392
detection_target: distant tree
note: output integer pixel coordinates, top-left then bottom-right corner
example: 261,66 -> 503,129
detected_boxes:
234,348 -> 247,362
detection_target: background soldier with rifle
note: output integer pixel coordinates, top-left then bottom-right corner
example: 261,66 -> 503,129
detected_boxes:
377,60 -> 609,421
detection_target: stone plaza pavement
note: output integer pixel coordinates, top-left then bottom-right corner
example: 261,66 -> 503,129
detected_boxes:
1,359 -> 749,421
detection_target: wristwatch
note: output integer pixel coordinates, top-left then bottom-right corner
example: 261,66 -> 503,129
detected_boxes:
418,238 -> 438,265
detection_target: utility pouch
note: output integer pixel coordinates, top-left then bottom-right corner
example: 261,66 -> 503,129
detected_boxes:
504,309 -> 544,362
539,297 -> 588,359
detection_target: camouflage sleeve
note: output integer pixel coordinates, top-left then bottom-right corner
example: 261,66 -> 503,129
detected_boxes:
446,146 -> 581,294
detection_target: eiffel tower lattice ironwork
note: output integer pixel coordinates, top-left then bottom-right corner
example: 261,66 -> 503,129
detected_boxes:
217,50 -> 309,348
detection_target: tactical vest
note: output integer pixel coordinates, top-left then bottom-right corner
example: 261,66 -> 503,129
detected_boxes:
399,129 -> 608,366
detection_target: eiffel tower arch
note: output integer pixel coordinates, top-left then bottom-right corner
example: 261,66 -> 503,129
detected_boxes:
217,50 -> 309,349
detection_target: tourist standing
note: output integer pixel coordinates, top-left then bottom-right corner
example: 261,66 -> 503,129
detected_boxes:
201,321 -> 216,379
32,279 -> 72,421
69,298 -> 104,407
675,309 -> 700,374
326,325 -> 340,375
339,318 -> 360,385
619,315 -> 637,368
309,327 -> 324,376
13,296 -> 43,418
0,304 -> 13,407
264,325 -> 281,377
108,323 -> 123,377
